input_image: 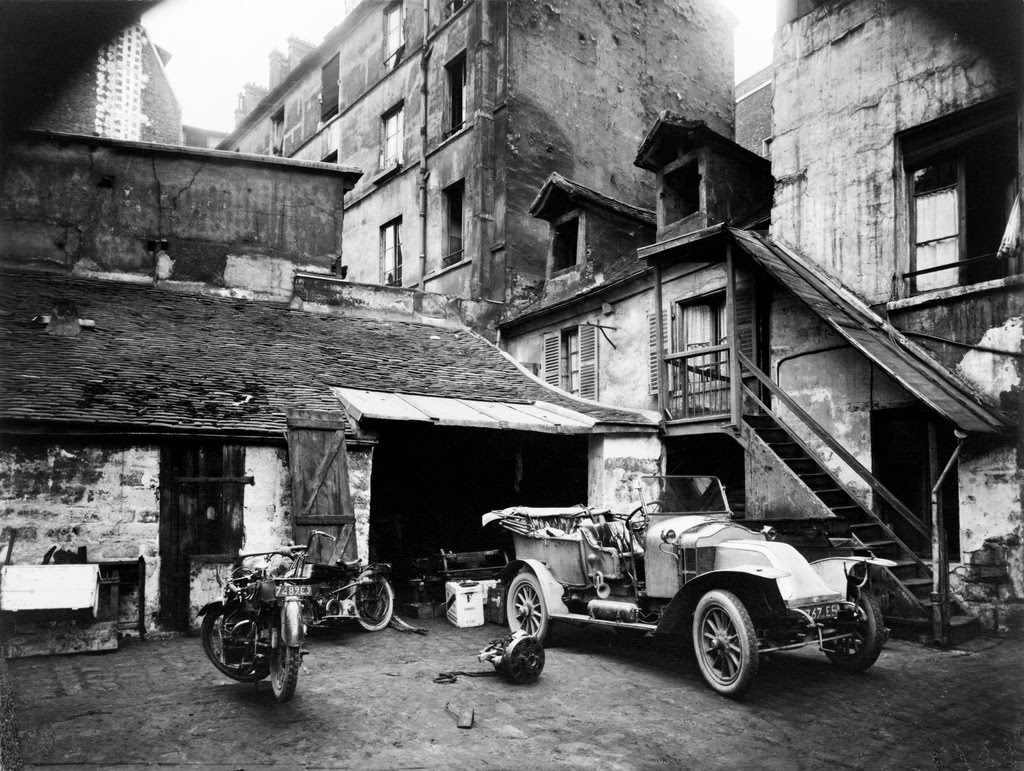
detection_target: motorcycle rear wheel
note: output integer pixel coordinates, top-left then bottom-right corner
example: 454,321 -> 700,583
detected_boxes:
270,643 -> 301,702
200,606 -> 269,683
356,574 -> 395,632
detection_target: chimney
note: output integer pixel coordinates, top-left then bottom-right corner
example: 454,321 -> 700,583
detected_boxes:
287,36 -> 315,69
234,82 -> 269,125
269,49 -> 288,90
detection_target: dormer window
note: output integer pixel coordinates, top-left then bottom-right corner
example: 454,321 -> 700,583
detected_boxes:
550,211 -> 582,274
662,159 -> 700,224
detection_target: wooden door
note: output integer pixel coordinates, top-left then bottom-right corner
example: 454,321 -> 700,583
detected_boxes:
287,410 -> 357,564
158,443 -> 246,631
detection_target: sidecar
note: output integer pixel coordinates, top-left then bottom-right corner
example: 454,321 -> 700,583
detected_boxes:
485,476 -> 894,698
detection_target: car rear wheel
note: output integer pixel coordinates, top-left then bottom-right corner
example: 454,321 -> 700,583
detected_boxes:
507,572 -> 553,644
692,589 -> 758,698
824,593 -> 885,671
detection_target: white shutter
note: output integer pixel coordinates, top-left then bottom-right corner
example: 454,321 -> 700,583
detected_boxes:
542,333 -> 560,388
579,324 -> 598,400
648,311 -> 670,395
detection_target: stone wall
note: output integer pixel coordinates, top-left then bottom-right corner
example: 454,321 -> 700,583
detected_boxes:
0,132 -> 355,300
0,438 -> 162,631
0,438 -> 305,634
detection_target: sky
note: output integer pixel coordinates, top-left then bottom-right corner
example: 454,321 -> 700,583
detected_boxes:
142,0 -> 775,133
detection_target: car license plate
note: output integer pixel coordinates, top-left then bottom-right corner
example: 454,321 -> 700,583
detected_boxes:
805,603 -> 841,620
275,584 -> 312,598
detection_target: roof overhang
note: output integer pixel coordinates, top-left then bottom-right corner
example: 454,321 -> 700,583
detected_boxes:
529,172 -> 656,225
729,229 -> 1015,436
634,113 -> 771,174
638,223 -> 729,264
333,389 -> 600,434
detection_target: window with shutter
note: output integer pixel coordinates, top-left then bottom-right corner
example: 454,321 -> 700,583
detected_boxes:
648,310 -> 669,395
579,324 -> 598,400
543,334 -> 560,388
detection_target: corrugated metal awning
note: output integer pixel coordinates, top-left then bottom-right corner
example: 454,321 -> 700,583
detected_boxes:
730,229 -> 1014,436
332,388 -> 598,434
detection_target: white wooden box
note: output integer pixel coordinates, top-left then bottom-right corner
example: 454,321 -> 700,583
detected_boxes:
445,580 -> 484,628
0,564 -> 100,616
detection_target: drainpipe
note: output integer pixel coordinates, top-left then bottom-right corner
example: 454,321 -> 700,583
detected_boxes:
930,428 -> 967,648
417,0 -> 430,290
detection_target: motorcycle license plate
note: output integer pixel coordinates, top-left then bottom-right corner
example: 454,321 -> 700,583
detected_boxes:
275,584 -> 312,598
804,603 -> 841,620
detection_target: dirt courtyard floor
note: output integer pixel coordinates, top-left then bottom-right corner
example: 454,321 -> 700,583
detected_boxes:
7,618 -> 1024,770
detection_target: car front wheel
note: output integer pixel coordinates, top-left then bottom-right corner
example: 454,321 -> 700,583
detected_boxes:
824,593 -> 885,671
692,589 -> 759,698
507,572 -> 552,644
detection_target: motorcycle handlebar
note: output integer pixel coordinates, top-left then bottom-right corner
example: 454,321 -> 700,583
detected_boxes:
238,545 -> 305,560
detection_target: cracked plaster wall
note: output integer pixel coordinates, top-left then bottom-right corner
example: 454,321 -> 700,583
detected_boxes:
0,133 -> 346,300
768,0 -> 1022,634
770,1 -> 1021,305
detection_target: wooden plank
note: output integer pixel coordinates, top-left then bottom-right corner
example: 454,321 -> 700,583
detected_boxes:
0,565 -> 100,613
1,619 -> 118,658
172,476 -> 254,485
332,388 -> 432,422
294,515 -> 356,525
286,408 -> 348,431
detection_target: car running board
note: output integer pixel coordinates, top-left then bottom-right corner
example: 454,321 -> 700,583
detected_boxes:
549,612 -> 656,632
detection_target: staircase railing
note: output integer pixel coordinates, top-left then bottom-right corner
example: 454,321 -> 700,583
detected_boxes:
736,350 -> 931,544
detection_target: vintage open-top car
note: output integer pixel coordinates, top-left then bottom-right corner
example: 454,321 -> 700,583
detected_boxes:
483,476 -> 893,697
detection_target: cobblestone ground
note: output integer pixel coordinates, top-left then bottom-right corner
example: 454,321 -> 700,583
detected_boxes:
7,619 -> 1024,771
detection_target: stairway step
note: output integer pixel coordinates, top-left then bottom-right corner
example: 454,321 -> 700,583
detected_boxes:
862,539 -> 898,550
798,473 -> 834,490
768,442 -> 808,459
902,577 -> 932,589
829,504 -> 867,517
744,415 -> 775,428
785,459 -> 822,474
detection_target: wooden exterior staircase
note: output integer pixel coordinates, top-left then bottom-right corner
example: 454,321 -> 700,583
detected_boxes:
736,353 -> 980,643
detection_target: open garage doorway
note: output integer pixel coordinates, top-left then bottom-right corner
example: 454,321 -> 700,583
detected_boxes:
665,433 -> 747,517
368,424 -> 588,593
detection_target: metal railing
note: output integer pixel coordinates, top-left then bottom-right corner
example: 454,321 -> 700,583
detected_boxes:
902,250 -> 1019,293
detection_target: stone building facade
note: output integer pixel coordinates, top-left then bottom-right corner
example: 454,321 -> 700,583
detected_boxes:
28,23 -> 182,145
220,0 -> 735,309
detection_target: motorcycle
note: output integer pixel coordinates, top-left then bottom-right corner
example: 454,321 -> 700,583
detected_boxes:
198,531 -> 327,703
303,539 -> 395,633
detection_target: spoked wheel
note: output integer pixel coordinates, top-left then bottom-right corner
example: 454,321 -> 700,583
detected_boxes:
507,572 -> 552,643
692,590 -> 759,698
355,574 -> 395,632
200,606 -> 268,683
824,593 -> 885,671
269,643 -> 301,703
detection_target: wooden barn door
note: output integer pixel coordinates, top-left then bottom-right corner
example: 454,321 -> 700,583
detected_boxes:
287,410 -> 357,564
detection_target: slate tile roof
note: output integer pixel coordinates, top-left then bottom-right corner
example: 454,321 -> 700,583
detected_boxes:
0,272 -> 655,437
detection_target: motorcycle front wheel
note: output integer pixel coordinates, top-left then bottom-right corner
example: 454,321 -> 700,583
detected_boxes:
200,606 -> 269,683
355,574 -> 395,632
270,643 -> 301,702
